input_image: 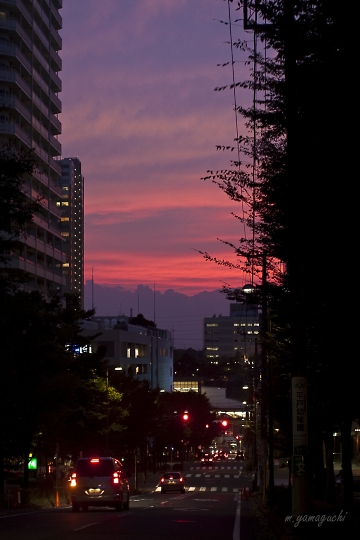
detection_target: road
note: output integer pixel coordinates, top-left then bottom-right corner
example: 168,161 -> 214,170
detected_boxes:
0,462 -> 257,540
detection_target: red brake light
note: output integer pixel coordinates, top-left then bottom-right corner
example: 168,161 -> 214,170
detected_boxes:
70,472 -> 77,487
90,458 -> 100,463
113,472 -> 120,484
180,477 -> 183,482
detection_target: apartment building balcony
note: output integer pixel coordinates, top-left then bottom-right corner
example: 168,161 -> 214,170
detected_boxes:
50,134 -> 61,156
33,20 -> 50,50
50,112 -> 61,134
50,90 -> 61,114
0,18 -> 32,51
50,158 -> 61,176
50,68 -> 62,93
49,200 -> 61,218
0,95 -> 31,123
50,2 -> 62,29
50,23 -> 62,50
0,121 -> 31,147
33,142 -> 50,165
50,46 -> 62,71
1,0 -> 32,27
0,42 -> 32,75
32,115 -> 49,141
33,43 -> 49,72
32,66 -> 49,95
0,68 -> 32,99
32,91 -> 50,118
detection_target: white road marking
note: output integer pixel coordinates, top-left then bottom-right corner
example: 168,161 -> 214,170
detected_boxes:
233,493 -> 241,540
74,522 -> 99,531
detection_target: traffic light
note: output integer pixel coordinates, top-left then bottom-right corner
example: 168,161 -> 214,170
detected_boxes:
182,412 -> 189,421
221,420 -> 228,427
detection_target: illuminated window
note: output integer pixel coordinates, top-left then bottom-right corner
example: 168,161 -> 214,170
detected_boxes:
61,217 -> 70,221
206,323 -> 218,327
61,232 -> 69,237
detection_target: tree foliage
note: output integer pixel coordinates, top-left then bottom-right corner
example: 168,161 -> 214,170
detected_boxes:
203,0 -> 357,504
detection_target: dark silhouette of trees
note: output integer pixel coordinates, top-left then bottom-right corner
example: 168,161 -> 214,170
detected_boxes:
203,0 -> 357,507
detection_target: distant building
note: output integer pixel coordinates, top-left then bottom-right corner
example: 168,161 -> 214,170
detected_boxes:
0,0 -> 65,296
204,303 -> 260,360
60,158 -> 84,307
82,316 -> 173,392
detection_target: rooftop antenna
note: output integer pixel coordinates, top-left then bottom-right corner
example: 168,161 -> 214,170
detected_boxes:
153,283 -> 156,324
91,267 -> 94,310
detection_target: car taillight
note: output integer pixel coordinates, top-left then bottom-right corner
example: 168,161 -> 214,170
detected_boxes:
90,458 -> 100,463
180,477 -> 183,482
113,472 -> 120,484
70,473 -> 77,487
160,477 -> 165,483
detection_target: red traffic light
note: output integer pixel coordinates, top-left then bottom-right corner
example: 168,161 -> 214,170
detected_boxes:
182,413 -> 189,421
221,420 -> 228,427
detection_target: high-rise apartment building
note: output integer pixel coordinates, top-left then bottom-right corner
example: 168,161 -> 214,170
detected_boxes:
60,157 -> 84,308
0,0 -> 65,296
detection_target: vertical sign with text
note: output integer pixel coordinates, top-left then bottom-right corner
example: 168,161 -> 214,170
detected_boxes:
292,377 -> 308,458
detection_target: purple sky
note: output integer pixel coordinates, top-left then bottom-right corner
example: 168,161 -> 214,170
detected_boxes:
60,0 -> 253,295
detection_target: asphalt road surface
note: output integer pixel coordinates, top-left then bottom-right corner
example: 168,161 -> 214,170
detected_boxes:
0,462 -> 257,540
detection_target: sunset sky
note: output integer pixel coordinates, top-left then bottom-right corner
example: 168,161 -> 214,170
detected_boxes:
60,0 -> 254,296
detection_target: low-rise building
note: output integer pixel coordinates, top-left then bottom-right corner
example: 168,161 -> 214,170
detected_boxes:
82,315 -> 173,392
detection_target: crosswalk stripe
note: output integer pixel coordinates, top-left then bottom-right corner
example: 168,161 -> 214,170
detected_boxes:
200,487 -> 206,491
211,487 -> 217,491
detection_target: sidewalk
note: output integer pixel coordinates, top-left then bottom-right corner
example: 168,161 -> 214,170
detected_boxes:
250,464 -> 360,540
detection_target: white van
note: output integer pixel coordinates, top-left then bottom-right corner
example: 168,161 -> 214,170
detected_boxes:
70,457 -> 130,512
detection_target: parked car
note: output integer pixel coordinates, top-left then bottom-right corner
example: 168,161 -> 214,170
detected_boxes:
160,472 -> 185,493
70,457 -> 130,512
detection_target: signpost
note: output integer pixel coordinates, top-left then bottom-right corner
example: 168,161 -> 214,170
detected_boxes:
291,377 -> 309,516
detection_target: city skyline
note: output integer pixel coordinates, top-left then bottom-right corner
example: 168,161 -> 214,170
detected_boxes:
60,0 -> 253,296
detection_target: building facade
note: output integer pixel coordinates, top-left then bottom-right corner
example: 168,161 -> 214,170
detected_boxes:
0,0 -> 65,296
204,303 -> 260,361
82,316 -> 174,392
60,157 -> 84,307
